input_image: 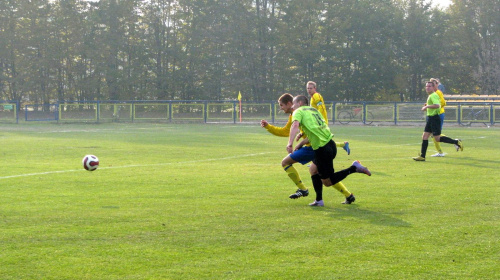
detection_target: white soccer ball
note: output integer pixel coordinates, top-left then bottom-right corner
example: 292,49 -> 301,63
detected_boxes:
82,155 -> 99,171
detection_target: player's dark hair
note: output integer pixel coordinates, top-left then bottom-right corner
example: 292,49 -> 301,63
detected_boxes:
278,93 -> 293,104
294,95 -> 309,106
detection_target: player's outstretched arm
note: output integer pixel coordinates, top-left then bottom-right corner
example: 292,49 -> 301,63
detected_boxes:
287,121 -> 300,153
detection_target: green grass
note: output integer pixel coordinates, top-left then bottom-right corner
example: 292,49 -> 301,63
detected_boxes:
0,123 -> 499,279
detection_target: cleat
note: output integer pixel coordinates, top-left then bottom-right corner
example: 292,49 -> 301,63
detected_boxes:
431,152 -> 445,157
309,200 -> 324,207
352,160 -> 371,176
343,142 -> 351,155
342,194 -> 356,204
456,139 -> 463,151
289,189 -> 309,199
413,156 -> 425,161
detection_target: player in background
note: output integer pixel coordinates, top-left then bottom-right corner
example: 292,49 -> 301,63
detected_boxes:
435,78 -> 446,94
261,93 -> 312,200
288,95 -> 371,198
305,81 -> 353,206
429,78 -> 447,157
413,81 -> 463,161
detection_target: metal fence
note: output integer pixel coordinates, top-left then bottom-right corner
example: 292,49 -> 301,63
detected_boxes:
1,100 -> 498,126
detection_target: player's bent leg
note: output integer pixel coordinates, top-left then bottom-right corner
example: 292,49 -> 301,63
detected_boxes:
332,182 -> 351,197
283,164 -> 306,191
282,155 -> 308,198
431,136 -> 444,156
335,141 -> 350,155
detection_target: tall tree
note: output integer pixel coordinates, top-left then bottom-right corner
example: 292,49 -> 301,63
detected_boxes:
449,0 -> 500,94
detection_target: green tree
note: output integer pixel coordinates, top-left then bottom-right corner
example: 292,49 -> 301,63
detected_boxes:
447,0 -> 500,94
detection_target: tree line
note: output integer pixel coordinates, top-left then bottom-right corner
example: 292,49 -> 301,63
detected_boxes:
0,0 -> 499,104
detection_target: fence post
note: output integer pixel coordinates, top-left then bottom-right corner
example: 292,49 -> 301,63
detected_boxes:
271,101 -> 275,123
457,103 -> 461,125
169,102 -> 172,122
204,101 -> 208,123
394,102 -> 398,125
490,103 -> 494,125
362,102 -> 366,124
96,101 -> 100,123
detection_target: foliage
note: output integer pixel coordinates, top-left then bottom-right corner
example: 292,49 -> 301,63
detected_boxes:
0,0 -> 499,103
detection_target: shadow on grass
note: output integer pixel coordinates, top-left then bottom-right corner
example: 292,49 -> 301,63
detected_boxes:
313,205 -> 411,227
442,156 -> 500,169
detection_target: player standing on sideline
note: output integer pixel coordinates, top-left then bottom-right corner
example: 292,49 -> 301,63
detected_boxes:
413,82 -> 463,161
429,78 -> 447,157
288,95 -> 371,195
261,93 -> 312,199
304,81 -> 353,206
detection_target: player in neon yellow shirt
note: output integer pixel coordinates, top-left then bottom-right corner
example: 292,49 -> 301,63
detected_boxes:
429,78 -> 447,157
304,81 -> 352,205
413,82 -> 463,161
288,95 -> 371,203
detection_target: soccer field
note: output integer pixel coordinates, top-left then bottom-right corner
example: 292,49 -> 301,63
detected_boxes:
0,123 -> 498,279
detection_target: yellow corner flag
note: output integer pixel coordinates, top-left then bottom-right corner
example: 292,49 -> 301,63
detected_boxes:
238,91 -> 242,122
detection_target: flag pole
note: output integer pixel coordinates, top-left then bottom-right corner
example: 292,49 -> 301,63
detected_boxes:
238,91 -> 242,123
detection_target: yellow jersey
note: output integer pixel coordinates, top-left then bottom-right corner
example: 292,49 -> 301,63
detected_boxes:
310,92 -> 328,124
435,89 -> 446,114
264,114 -> 310,146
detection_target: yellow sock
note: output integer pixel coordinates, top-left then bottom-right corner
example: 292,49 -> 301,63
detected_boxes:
336,142 -> 345,148
332,182 -> 351,197
432,136 -> 443,153
284,165 -> 307,190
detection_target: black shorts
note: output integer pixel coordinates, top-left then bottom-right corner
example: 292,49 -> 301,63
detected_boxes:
313,140 -> 337,180
424,115 -> 441,136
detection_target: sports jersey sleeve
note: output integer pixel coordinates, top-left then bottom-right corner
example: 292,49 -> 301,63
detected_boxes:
435,89 -> 446,114
311,93 -> 328,124
264,114 -> 292,137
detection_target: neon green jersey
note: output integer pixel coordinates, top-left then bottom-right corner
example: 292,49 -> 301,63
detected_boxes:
292,106 -> 333,150
426,92 -> 441,116
310,92 -> 328,124
264,113 -> 311,146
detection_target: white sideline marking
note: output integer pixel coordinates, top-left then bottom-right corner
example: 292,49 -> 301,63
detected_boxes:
0,152 -> 271,180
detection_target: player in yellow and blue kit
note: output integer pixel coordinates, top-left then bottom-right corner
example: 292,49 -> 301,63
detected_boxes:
261,93 -> 314,199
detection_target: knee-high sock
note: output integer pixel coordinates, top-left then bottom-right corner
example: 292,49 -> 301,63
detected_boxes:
421,140 -> 429,158
329,166 -> 356,186
311,174 -> 323,201
432,136 -> 442,153
439,136 -> 458,145
332,181 -> 351,198
336,142 -> 345,148
284,164 -> 307,190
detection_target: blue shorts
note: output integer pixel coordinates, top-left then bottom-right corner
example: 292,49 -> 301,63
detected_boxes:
439,113 -> 445,130
290,146 -> 315,165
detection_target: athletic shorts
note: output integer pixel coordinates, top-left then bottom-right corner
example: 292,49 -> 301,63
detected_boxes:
290,146 -> 315,165
312,140 -> 337,180
424,115 -> 442,136
439,113 -> 445,130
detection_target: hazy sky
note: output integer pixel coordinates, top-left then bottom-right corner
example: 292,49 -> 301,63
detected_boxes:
432,0 -> 452,8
